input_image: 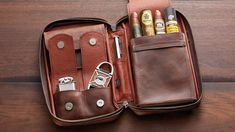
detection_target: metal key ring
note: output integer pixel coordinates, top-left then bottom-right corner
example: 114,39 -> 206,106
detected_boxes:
87,61 -> 114,89
96,61 -> 114,76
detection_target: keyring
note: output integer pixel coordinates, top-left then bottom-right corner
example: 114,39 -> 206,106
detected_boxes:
88,62 -> 114,89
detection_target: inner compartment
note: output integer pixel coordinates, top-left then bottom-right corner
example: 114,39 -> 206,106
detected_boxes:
127,2 -> 200,108
42,20 -> 135,120
106,22 -> 135,105
43,23 -> 121,120
130,33 -> 198,107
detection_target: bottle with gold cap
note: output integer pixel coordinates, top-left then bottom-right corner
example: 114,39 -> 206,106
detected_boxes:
131,12 -> 142,38
140,9 -> 155,36
164,7 -> 180,33
155,10 -> 166,34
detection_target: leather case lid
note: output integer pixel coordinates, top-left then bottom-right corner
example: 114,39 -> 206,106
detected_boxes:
128,0 -> 170,16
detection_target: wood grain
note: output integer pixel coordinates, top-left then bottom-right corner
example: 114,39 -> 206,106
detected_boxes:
0,0 -> 234,82
0,0 -> 128,82
0,82 -> 235,132
172,0 -> 235,82
0,0 -> 235,131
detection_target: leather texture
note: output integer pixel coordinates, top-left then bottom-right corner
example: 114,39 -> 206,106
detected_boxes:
106,28 -> 134,105
39,0 -> 202,126
44,24 -> 106,50
130,33 -> 197,107
80,31 -> 108,90
47,34 -> 82,93
54,88 -> 115,120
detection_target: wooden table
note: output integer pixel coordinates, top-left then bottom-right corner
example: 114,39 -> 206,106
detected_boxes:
0,0 -> 235,131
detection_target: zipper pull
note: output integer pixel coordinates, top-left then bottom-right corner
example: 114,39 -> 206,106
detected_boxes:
122,101 -> 129,108
111,24 -> 117,32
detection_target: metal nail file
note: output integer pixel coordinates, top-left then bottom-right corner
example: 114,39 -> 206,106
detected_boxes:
114,36 -> 122,59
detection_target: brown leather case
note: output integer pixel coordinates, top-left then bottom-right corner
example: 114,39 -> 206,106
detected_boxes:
39,0 -> 202,126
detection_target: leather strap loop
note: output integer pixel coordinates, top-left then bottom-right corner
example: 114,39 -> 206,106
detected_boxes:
47,34 -> 83,93
80,32 -> 108,89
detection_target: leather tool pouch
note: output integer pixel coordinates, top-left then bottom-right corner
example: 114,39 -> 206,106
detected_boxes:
39,0 -> 202,126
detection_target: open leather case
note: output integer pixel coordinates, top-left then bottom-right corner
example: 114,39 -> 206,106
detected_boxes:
39,0 -> 202,126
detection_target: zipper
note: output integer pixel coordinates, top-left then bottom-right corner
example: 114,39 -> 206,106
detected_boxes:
44,16 -> 129,33
43,17 -> 110,32
122,101 -> 129,108
129,95 -> 202,111
116,15 -> 128,25
54,107 -> 124,123
110,15 -> 128,32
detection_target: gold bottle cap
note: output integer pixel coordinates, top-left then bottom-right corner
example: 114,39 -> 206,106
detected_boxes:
155,10 -> 166,34
131,12 -> 142,38
131,12 -> 140,25
155,10 -> 162,19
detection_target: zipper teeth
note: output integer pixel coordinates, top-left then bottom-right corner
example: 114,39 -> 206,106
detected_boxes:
130,96 -> 202,110
116,15 -> 128,25
45,18 -> 110,32
59,18 -> 108,24
57,107 -> 124,123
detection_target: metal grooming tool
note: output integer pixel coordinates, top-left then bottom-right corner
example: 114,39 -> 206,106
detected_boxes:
114,36 -> 122,59
58,77 -> 76,91
88,62 -> 114,89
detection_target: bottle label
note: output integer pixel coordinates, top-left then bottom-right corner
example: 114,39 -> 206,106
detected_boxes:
166,25 -> 179,33
141,10 -> 155,36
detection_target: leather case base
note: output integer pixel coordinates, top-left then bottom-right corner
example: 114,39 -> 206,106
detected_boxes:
39,0 -> 202,126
